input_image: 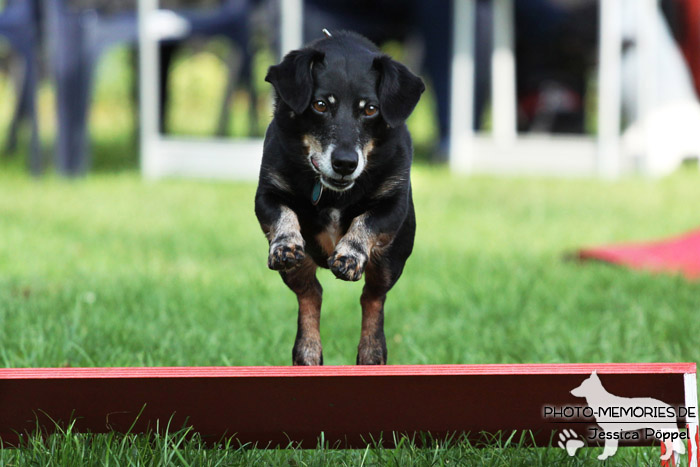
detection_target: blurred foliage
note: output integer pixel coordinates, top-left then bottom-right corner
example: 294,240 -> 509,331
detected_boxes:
0,38 -> 440,173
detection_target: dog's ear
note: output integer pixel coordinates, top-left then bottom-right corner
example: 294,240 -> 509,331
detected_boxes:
373,55 -> 425,127
265,49 -> 324,115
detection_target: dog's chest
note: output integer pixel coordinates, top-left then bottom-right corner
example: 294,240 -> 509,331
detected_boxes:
315,208 -> 343,256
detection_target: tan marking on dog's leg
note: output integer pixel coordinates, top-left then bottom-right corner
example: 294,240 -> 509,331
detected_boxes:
267,206 -> 305,271
357,288 -> 387,365
296,289 -> 322,364
298,293 -> 321,339
356,257 -> 394,365
360,294 -> 384,338
283,258 -> 323,366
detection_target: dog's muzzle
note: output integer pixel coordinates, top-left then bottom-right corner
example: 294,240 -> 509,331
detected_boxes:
311,156 -> 353,190
308,143 -> 365,192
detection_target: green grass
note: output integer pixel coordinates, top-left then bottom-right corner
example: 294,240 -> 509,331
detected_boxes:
2,167 -> 698,368
0,40 -> 698,466
0,165 -> 698,465
0,429 -> 665,465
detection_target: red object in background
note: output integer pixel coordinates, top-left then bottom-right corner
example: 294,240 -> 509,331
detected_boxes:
0,363 -> 695,452
579,229 -> 700,280
678,0 -> 700,97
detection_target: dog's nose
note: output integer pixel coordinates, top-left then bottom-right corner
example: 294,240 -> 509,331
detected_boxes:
331,149 -> 358,176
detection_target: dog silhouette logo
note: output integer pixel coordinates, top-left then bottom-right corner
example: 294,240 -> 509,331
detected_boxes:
569,371 -> 686,461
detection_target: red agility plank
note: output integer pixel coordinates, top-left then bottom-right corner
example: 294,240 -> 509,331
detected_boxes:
579,229 -> 700,280
0,363 -> 694,449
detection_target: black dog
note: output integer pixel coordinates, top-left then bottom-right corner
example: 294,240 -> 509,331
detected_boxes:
255,31 -> 424,365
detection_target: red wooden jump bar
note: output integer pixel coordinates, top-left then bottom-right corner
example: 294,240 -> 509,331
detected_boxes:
0,363 -> 696,452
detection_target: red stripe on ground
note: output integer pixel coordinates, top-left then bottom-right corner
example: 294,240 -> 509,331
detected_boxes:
579,229 -> 700,280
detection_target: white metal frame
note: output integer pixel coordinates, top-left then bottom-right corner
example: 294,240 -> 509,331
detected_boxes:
597,0 -> 623,178
448,0 -> 475,172
138,0 -> 663,179
138,0 -> 302,179
449,0 -> 660,177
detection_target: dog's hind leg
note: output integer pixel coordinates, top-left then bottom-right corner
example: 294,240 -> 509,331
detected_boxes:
357,259 -> 399,365
281,258 -> 324,366
358,284 -> 388,365
355,209 -> 415,365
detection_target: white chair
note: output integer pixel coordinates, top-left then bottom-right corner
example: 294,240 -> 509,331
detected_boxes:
449,0 -> 700,178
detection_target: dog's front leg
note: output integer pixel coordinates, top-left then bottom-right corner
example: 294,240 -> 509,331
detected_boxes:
328,213 -> 373,282
261,204 -> 306,271
256,197 -> 322,365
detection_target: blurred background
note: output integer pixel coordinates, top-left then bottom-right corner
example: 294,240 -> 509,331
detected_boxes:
1,0 -> 699,177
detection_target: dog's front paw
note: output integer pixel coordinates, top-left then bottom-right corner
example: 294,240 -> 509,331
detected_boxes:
328,246 -> 367,281
268,235 -> 305,271
293,338 -> 323,366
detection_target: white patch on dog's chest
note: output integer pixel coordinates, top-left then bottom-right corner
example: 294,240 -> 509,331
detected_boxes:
315,208 -> 343,255
328,208 -> 342,241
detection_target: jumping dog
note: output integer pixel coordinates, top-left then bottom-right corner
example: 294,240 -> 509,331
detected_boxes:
255,31 -> 424,365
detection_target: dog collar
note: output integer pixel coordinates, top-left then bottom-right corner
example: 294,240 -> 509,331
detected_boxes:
312,180 -> 323,205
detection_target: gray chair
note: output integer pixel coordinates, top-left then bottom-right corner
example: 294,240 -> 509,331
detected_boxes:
0,0 -> 41,174
46,0 -> 257,175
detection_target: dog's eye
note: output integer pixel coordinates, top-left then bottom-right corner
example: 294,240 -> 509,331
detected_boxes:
312,100 -> 328,113
364,104 -> 378,117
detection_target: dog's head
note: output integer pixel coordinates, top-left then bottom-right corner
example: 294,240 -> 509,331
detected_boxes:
265,32 -> 425,192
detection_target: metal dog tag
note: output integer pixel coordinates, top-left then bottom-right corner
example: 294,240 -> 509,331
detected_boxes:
312,181 -> 323,205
